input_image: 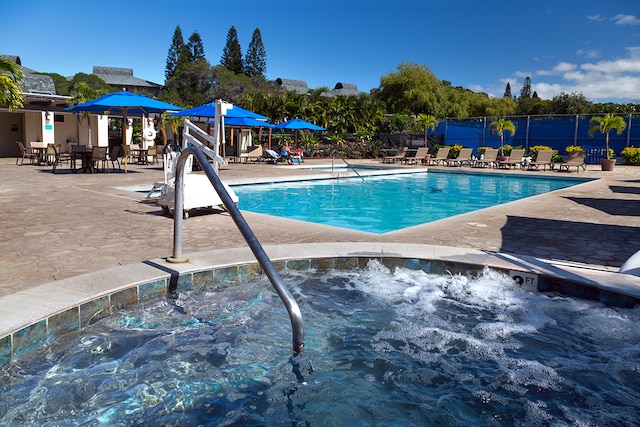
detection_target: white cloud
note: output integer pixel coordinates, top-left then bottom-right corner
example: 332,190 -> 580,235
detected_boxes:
612,14 -> 640,26
587,15 -> 604,23
576,49 -> 600,58
505,47 -> 640,102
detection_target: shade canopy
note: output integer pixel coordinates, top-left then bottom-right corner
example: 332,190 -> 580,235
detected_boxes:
170,103 -> 269,120
206,116 -> 275,128
274,118 -> 325,131
65,91 -> 183,115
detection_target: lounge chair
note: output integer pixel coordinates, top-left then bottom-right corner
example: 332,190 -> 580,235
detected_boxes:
555,151 -> 586,173
474,148 -> 498,168
445,148 -> 473,167
263,149 -> 283,164
526,150 -> 554,171
16,141 -> 38,165
383,147 -> 408,163
240,146 -> 263,163
405,147 -> 430,165
423,147 -> 450,166
497,149 -> 525,169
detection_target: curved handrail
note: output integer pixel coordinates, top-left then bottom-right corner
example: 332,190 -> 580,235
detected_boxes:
332,152 -> 365,182
170,146 -> 305,356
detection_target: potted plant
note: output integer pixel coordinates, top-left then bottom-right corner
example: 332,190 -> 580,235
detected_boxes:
588,113 -> 626,171
489,118 -> 516,160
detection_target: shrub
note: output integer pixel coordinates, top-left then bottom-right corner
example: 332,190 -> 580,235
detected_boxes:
500,144 -> 512,156
528,145 -> 557,161
565,145 -> 584,153
621,146 -> 640,165
447,144 -> 462,159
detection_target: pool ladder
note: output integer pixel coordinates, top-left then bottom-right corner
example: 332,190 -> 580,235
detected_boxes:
167,146 -> 305,356
332,152 -> 365,182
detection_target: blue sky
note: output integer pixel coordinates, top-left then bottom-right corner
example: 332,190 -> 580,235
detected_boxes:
2,0 -> 639,103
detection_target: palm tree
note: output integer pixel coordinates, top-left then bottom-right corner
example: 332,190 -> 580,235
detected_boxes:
0,58 -> 25,111
414,114 -> 438,143
489,118 -> 516,155
69,82 -> 108,147
588,113 -> 626,160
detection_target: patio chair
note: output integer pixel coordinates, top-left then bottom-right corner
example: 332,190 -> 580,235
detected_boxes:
555,151 -> 586,173
383,147 -> 408,164
497,149 -> 525,169
240,145 -> 263,163
90,146 -> 108,173
16,141 -> 38,165
445,148 -> 473,167
423,147 -> 450,166
46,144 -> 70,173
108,145 -> 122,172
526,150 -> 554,171
474,148 -> 498,168
404,147 -> 429,165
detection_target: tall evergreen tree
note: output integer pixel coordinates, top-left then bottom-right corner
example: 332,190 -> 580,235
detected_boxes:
187,31 -> 205,61
503,82 -> 512,99
165,26 -> 186,81
221,26 -> 244,74
244,28 -> 267,78
519,76 -> 532,99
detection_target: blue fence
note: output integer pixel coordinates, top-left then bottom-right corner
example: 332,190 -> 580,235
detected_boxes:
432,116 -> 640,162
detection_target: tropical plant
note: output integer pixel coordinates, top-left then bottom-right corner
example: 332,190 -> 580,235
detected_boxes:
565,145 -> 584,153
447,144 -> 462,159
0,58 -> 25,111
621,146 -> 640,166
489,118 -> 516,155
588,113 -> 627,160
414,114 -> 438,143
68,81 -> 109,147
528,145 -> 557,161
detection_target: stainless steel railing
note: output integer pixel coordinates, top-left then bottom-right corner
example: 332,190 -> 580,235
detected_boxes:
168,146 -> 305,356
332,152 -> 365,182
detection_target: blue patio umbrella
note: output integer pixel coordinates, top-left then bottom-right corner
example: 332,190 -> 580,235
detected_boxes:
274,118 -> 325,131
206,116 -> 275,128
274,118 -> 325,146
65,91 -> 183,171
170,102 -> 269,120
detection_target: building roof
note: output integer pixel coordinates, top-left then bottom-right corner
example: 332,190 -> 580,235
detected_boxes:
321,82 -> 364,97
1,54 -> 57,95
92,66 -> 161,89
275,78 -> 309,94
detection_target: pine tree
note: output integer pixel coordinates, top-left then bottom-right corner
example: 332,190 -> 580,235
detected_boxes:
519,76 -> 532,99
503,82 -> 512,99
166,26 -> 186,81
221,26 -> 244,74
244,28 -> 267,78
187,31 -> 205,61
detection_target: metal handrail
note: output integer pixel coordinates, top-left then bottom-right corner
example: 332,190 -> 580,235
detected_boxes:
170,146 -> 305,356
331,152 -> 365,182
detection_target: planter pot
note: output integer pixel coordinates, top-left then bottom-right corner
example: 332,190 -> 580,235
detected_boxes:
496,156 -> 508,162
600,158 -> 616,171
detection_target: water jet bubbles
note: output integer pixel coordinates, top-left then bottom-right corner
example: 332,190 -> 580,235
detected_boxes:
364,374 -> 376,382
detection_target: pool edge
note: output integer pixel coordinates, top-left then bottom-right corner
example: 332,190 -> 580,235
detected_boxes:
2,242 -> 639,367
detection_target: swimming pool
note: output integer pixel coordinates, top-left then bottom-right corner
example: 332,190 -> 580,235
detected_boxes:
1,262 -> 637,425
233,172 -> 590,234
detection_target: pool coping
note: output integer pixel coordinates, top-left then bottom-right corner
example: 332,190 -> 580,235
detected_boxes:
2,242 -> 640,367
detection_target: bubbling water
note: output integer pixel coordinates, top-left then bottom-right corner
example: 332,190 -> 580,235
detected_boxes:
1,261 -> 639,426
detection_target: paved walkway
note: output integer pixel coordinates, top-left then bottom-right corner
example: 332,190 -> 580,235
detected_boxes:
1,156 -> 639,298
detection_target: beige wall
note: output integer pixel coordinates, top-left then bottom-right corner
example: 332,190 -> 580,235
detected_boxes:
0,112 -> 24,157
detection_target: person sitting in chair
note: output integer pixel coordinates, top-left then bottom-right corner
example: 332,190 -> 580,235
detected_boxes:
280,143 -> 294,165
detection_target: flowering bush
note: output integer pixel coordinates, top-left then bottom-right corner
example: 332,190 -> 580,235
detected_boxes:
621,146 -> 640,165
